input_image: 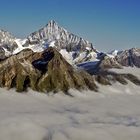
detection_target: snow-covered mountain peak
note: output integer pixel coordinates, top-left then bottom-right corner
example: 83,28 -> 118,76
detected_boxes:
21,20 -> 98,64
0,21 -> 99,63
0,29 -> 15,45
27,20 -> 93,50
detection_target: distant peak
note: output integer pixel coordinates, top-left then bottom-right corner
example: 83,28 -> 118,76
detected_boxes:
0,29 -> 15,38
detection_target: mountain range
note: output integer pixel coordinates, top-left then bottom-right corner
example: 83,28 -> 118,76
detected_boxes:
0,20 -> 140,93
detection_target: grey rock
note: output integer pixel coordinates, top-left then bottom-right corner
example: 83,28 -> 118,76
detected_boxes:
116,48 -> 140,67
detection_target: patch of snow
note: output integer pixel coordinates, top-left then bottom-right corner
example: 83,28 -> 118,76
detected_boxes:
20,39 -> 28,45
3,48 -> 11,56
59,49 -> 74,65
106,54 -> 115,58
13,39 -> 44,54
107,50 -> 119,58
86,47 -> 91,51
13,39 -> 25,54
49,41 -> 56,47
112,50 -> 119,56
74,52 -> 87,63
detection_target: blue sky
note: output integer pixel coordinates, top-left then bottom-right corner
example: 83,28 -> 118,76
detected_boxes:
0,0 -> 140,51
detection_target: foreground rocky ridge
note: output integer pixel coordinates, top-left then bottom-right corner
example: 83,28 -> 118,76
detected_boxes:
0,47 -> 97,93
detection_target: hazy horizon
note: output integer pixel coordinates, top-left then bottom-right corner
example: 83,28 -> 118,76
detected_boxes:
0,0 -> 140,52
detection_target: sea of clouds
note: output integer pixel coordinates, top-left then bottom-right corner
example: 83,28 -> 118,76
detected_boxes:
0,67 -> 140,140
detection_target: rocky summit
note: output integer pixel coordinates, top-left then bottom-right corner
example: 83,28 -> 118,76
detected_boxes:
0,47 -> 97,93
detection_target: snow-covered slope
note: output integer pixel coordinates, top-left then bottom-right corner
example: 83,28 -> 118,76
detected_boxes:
13,39 -> 44,54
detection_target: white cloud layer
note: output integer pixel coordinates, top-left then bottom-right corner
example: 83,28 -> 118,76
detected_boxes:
0,67 -> 140,140
0,87 -> 140,140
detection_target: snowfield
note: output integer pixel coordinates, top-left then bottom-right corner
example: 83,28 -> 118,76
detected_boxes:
0,67 -> 140,140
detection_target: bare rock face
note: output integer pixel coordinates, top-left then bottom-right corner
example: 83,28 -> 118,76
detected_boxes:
0,47 -> 97,93
0,49 -> 42,92
97,55 -> 122,69
116,48 -> 140,67
33,47 -> 98,93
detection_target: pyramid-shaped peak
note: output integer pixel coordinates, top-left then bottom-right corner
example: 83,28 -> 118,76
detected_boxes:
27,20 -> 94,52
